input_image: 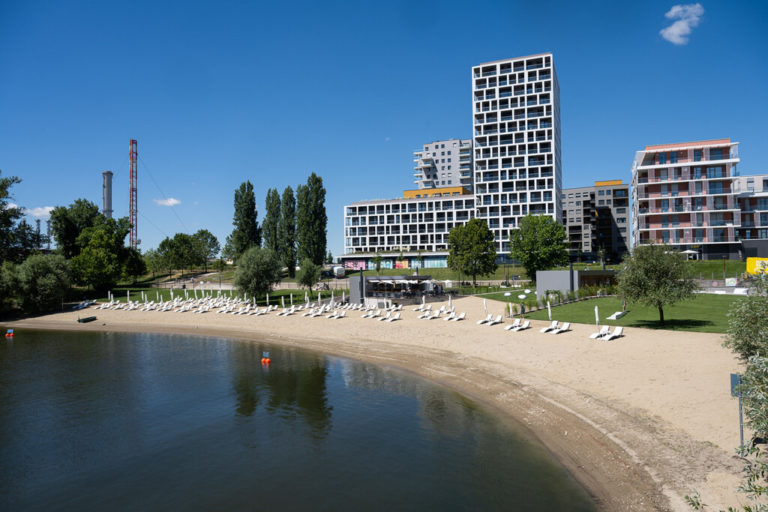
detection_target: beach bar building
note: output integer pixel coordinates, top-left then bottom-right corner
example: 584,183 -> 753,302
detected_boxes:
348,275 -> 438,306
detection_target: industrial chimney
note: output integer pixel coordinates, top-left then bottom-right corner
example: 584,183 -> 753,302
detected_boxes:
102,170 -> 113,218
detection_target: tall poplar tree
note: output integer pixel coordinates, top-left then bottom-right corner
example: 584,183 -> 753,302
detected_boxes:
296,173 -> 327,266
226,181 -> 261,260
278,186 -> 297,277
262,188 -> 281,257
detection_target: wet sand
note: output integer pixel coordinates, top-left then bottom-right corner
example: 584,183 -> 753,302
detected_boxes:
5,296 -> 753,511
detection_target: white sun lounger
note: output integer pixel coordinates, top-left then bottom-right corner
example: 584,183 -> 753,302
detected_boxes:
476,314 -> 493,325
504,319 -> 521,331
378,312 -> 392,322
427,310 -> 440,320
450,312 -> 466,322
509,320 -> 530,332
539,321 -> 558,333
487,315 -> 503,326
443,312 -> 456,321
603,326 -> 624,341
549,322 -> 571,335
386,312 -> 401,322
589,326 -> 609,339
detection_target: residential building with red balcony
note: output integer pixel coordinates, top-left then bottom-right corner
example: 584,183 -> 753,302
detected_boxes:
631,139 -> 741,260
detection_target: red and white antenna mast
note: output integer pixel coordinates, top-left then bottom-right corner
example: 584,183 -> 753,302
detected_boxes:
129,139 -> 138,250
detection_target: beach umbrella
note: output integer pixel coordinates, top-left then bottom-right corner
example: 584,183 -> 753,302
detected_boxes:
483,298 -> 488,315
290,294 -> 293,305
319,292 -> 322,304
595,305 -> 599,326
281,296 -> 285,308
509,302 -> 514,318
331,291 -> 334,305
266,293 -> 269,305
421,295 -> 426,307
547,301 -> 552,321
305,291 -> 309,303
156,291 -> 159,302
184,289 -> 188,299
127,290 -> 130,303
342,291 -> 345,303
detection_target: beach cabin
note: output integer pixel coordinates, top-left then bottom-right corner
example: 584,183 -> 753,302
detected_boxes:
535,269 -> 617,297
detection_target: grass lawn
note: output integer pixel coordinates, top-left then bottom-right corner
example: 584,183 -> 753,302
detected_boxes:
516,295 -> 739,333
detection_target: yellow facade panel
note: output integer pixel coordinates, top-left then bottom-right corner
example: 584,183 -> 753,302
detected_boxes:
746,257 -> 768,275
594,180 -> 623,187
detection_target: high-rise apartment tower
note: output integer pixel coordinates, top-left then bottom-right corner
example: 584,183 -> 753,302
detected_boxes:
472,52 -> 562,253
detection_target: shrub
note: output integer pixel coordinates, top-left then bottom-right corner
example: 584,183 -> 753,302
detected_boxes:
18,254 -> 70,313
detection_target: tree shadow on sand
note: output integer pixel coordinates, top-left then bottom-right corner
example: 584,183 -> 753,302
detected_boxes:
629,319 -> 714,331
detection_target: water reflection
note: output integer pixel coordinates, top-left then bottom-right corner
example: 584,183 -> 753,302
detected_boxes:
231,343 -> 332,440
0,330 -> 595,512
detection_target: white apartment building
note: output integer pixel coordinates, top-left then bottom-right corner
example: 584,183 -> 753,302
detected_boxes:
472,52 -> 562,253
342,189 -> 475,270
413,139 -> 473,189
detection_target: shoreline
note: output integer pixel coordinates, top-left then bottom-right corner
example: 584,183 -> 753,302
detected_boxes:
3,296 -> 749,511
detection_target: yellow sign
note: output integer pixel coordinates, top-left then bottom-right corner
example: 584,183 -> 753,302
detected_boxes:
746,257 -> 768,275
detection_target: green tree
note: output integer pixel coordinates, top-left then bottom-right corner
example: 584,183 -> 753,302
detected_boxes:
18,254 -> 70,313
123,248 -> 147,283
226,181 -> 261,260
724,276 -> 768,361
234,246 -> 281,297
0,171 -> 43,264
509,214 -> 568,282
297,258 -> 321,290
157,233 -> 197,277
0,171 -> 23,262
326,250 -> 333,265
617,244 -> 697,326
70,216 -> 130,290
687,277 -> 768,511
49,199 -> 101,258
448,218 -> 497,287
279,186 -> 297,278
296,173 -> 327,265
372,251 -> 383,275
143,249 -> 162,278
0,261 -> 19,312
262,188 -> 281,257
192,229 -> 220,272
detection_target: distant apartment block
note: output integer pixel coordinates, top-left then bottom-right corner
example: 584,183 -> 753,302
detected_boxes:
472,52 -> 562,253
734,174 -> 768,259
631,139 -> 741,259
413,139 -> 473,190
563,180 -> 629,262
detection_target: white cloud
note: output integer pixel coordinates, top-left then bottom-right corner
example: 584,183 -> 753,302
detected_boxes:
7,202 -> 18,210
154,197 -> 181,207
25,206 -> 54,218
660,3 -> 704,45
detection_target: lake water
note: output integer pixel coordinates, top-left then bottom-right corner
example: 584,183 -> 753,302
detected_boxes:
0,330 -> 595,511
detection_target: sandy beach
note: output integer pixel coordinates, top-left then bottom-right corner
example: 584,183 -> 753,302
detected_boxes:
5,296 -> 752,511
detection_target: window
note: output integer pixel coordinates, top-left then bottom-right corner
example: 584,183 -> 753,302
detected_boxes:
616,207 -> 626,213
710,148 -> 723,160
694,149 -> 702,162
441,144 -> 445,148
617,217 -> 626,223
658,153 -> 667,164
441,152 -> 445,156
598,200 -> 605,205
670,152 -> 678,164
447,151 -> 452,155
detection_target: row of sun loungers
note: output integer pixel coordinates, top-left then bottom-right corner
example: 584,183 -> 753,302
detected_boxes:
96,297 -> 625,339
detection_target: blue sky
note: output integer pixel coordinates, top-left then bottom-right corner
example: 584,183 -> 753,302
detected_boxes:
1,0 -> 766,257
